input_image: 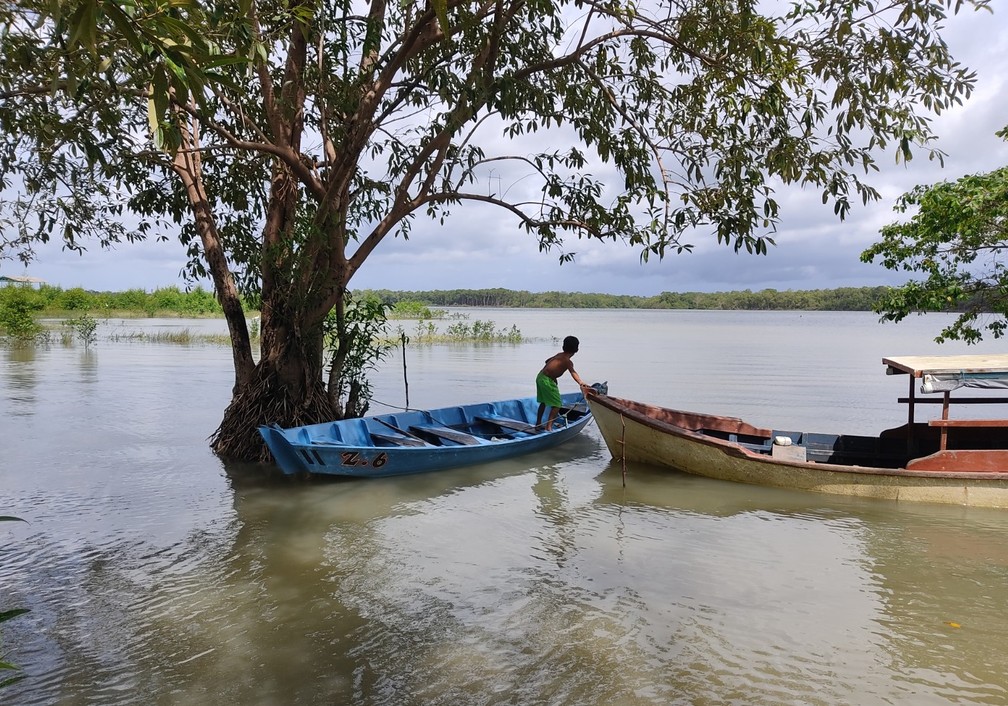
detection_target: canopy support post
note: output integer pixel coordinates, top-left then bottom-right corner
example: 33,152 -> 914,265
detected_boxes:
907,374 -> 916,454
940,391 -> 951,450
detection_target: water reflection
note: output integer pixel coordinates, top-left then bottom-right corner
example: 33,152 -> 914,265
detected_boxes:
862,508 -> 1008,702
78,348 -> 98,384
594,462 -> 1008,703
3,343 -> 39,415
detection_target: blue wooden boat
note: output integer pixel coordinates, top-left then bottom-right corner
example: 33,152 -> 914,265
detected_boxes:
258,392 -> 593,477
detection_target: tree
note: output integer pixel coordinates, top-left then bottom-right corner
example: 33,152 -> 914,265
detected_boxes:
862,130 -> 1008,344
0,0 -> 993,460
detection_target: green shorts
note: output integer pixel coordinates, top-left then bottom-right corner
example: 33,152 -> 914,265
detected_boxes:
536,372 -> 562,408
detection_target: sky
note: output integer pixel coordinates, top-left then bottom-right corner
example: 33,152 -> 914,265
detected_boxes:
5,5 -> 1007,297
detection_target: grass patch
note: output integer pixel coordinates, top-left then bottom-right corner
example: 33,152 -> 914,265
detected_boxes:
4,305 -> 523,348
394,318 -> 524,344
108,329 -> 204,345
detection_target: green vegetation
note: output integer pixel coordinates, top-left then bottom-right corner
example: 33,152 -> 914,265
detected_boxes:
0,284 -> 257,346
107,329 -> 212,346
324,294 -> 394,418
388,300 -> 449,320
362,286 -> 895,312
0,608 -> 26,689
0,286 -> 42,339
4,282 -> 993,348
63,314 -> 98,348
0,285 -> 531,349
863,152 -> 1008,344
399,319 -> 524,345
2,0 -> 987,461
0,283 -> 904,328
2,284 -> 966,341
0,284 -> 226,319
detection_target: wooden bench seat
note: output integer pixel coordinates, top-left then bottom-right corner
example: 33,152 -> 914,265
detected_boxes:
928,419 -> 1008,428
409,425 -> 483,445
370,432 -> 431,447
928,418 -> 1008,450
475,415 -> 539,434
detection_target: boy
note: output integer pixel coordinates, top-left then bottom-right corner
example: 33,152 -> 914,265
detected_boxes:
535,335 -> 588,431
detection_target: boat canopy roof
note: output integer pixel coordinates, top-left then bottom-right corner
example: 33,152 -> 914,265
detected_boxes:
883,354 -> 1008,393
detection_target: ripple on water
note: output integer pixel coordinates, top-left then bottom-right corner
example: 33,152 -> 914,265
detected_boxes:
8,314 -> 1008,704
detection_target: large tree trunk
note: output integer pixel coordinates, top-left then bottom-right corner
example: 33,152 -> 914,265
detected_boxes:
171,111 -> 256,392
211,316 -> 337,461
211,12 -> 364,463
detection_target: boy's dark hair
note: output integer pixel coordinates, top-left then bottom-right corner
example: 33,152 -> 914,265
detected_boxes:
562,335 -> 579,353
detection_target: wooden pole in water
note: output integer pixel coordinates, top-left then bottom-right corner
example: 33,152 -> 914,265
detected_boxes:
401,332 -> 409,409
620,414 -> 627,487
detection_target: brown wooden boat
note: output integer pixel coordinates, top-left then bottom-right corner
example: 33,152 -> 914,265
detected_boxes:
586,354 -> 1008,508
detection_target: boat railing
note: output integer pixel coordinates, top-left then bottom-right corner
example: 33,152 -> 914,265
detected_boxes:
927,417 -> 1008,451
896,391 -> 1008,454
898,396 -> 1008,405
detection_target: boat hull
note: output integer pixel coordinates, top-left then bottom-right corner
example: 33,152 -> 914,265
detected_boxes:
587,392 -> 1008,508
259,393 -> 592,478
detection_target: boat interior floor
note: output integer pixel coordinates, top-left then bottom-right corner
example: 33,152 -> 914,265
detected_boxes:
701,428 -> 913,468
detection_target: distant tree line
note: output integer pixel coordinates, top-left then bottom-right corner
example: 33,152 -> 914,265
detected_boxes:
0,284 -> 225,317
1,283 -> 988,319
360,286 -> 897,311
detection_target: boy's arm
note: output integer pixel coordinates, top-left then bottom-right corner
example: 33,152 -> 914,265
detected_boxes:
567,362 -> 587,388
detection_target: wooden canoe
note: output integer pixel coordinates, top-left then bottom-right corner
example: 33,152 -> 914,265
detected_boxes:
586,355 -> 1008,508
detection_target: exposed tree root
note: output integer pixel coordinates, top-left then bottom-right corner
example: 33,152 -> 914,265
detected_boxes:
211,364 -> 336,462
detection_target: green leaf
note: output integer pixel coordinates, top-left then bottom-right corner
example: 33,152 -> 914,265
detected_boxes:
67,0 -> 98,54
430,0 -> 451,38
0,608 -> 29,621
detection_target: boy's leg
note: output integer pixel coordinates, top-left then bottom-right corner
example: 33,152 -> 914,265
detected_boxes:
536,402 -> 546,426
545,407 -> 559,430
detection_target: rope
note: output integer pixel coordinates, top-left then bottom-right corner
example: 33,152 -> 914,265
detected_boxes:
369,398 -> 419,413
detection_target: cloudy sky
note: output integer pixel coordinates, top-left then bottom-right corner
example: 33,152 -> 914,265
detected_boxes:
8,4 -> 1008,296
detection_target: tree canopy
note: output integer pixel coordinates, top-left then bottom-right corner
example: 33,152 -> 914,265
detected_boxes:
0,0 -> 994,460
862,127 -> 1008,344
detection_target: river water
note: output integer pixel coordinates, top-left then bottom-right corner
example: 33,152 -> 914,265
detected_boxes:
4,309 -> 1008,705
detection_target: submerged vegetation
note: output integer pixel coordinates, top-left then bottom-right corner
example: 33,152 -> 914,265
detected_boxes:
1,282 -> 958,349
401,319 -> 524,345
0,285 -> 525,347
3,282 -> 992,350
107,328 -> 215,345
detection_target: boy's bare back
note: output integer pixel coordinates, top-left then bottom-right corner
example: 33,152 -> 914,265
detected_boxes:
540,352 -> 575,380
